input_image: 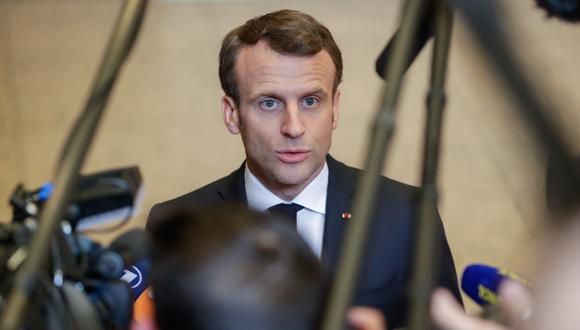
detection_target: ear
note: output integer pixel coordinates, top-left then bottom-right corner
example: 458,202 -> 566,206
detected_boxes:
222,95 -> 241,134
332,89 -> 341,129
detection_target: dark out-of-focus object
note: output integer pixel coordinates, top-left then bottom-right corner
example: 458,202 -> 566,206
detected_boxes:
536,0 -> 580,22
377,0 -> 580,80
1,169 -> 146,329
375,0 -> 435,80
70,166 -> 143,231
151,205 -> 324,330
9,167 -> 143,231
546,155 -> 580,215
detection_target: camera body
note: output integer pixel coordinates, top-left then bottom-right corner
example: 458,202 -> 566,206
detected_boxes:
0,167 -> 143,330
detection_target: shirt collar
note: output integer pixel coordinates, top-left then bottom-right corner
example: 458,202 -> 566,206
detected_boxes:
245,162 -> 328,215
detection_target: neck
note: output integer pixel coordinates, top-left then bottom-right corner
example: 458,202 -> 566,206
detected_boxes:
247,163 -> 325,202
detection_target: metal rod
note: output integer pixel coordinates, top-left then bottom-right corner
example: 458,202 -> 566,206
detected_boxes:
320,0 -> 428,328
0,1 -> 148,329
407,1 -> 454,329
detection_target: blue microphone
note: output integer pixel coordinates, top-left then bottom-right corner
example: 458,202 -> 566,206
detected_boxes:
461,264 -> 534,306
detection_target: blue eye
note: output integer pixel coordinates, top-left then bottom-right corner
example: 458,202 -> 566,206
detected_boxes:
302,97 -> 319,108
259,98 -> 281,111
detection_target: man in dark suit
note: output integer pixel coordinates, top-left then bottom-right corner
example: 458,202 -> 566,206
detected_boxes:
148,9 -> 461,329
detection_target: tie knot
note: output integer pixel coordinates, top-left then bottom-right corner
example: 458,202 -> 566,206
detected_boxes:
267,203 -> 304,223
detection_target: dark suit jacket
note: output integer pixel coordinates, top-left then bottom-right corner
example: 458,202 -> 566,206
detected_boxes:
148,155 -> 462,329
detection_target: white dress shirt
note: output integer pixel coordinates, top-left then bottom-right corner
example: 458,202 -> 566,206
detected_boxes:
245,163 -> 328,258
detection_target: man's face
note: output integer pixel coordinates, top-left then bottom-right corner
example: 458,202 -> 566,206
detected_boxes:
222,41 -> 340,200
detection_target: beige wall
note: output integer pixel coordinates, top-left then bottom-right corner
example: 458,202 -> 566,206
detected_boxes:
2,0 -> 580,312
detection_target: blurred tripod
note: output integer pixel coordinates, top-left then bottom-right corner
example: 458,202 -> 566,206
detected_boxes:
321,1 -> 580,329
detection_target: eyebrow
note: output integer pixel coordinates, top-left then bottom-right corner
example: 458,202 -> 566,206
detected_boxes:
250,88 -> 329,103
252,92 -> 284,102
306,88 -> 328,98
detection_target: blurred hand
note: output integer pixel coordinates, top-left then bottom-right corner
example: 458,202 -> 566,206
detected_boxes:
129,302 -> 386,330
347,306 -> 386,330
431,281 -> 532,330
131,319 -> 157,330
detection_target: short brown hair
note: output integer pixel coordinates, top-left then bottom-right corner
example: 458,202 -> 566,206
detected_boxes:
219,9 -> 343,105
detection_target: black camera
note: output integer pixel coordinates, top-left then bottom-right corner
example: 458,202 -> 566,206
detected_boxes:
0,167 -> 146,330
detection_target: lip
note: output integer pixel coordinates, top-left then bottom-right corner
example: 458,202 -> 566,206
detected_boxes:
275,149 -> 310,164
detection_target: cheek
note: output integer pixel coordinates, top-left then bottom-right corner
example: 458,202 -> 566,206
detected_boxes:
310,118 -> 334,144
241,121 -> 276,151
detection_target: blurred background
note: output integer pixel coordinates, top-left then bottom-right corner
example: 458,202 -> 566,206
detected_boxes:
1,0 -> 579,312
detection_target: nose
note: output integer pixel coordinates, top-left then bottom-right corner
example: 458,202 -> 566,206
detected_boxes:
281,105 -> 305,138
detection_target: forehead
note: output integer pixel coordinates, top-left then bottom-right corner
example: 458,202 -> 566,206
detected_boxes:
234,41 -> 336,98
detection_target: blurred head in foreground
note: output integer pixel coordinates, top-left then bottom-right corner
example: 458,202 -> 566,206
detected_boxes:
150,204 -> 325,330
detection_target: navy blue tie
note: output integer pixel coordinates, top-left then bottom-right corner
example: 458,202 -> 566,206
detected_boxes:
267,203 -> 304,228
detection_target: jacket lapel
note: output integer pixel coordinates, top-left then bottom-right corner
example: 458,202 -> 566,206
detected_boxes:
321,156 -> 356,272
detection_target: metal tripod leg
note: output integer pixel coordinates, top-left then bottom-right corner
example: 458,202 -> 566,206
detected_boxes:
320,0 -> 430,328
408,1 -> 454,330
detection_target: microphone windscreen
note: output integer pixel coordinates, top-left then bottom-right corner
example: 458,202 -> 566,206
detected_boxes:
462,264 -> 503,306
461,264 -> 533,306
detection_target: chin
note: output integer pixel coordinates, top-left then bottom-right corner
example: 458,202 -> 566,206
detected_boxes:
274,166 -> 315,187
